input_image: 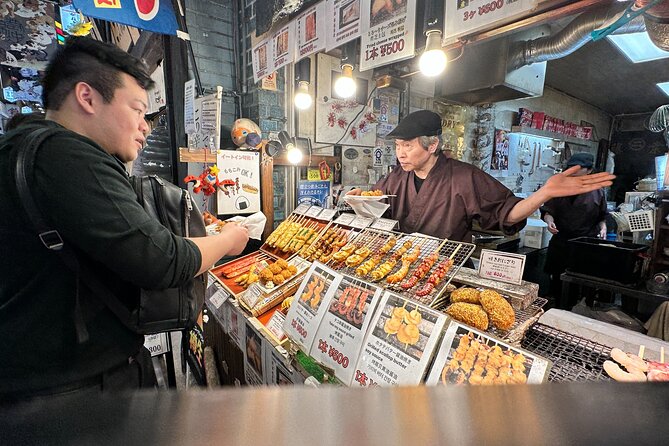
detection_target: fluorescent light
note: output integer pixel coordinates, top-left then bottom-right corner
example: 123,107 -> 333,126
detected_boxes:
658,82 -> 669,98
607,32 -> 669,63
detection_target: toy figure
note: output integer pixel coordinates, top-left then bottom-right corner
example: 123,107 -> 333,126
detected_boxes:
231,118 -> 262,150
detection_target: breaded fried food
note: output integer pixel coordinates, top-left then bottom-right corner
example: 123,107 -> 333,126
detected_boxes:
287,265 -> 298,274
259,268 -> 274,282
446,303 -> 489,331
269,263 -> 283,275
276,259 -> 289,269
450,287 -> 481,304
479,289 -> 515,330
280,269 -> 293,280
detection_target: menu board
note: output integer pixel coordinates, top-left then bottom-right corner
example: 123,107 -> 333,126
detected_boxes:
296,1 -> 327,60
326,0 -> 362,51
352,292 -> 447,386
425,321 -> 551,386
310,275 -> 383,385
283,262 -> 342,352
359,0 -> 416,72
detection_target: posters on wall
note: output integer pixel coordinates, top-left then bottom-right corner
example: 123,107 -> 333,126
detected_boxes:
296,1 -> 327,60
252,38 -> 274,83
297,180 -> 332,208
271,22 -> 295,72
491,129 -> 509,173
444,0 -> 537,41
0,0 -> 58,70
216,150 -> 261,215
325,0 -> 362,51
359,0 -> 416,72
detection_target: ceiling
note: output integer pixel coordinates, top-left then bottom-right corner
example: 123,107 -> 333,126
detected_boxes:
543,31 -> 669,116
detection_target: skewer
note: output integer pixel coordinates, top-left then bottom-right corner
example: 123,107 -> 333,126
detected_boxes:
661,347 -> 665,364
638,345 -> 645,360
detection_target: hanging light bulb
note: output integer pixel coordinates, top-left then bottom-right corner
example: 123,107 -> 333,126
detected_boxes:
419,30 -> 447,77
294,80 -> 312,109
286,145 -> 304,164
334,64 -> 356,98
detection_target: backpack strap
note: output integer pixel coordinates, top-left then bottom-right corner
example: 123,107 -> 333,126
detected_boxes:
14,127 -> 137,339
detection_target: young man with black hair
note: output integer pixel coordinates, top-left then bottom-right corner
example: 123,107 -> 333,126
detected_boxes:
348,110 -> 615,243
0,37 -> 249,399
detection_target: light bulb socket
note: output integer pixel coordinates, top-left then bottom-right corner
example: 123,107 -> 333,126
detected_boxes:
295,58 -> 311,83
424,30 -> 443,52
341,64 -> 354,78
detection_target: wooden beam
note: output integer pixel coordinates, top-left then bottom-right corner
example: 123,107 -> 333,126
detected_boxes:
271,153 -> 340,167
260,152 -> 275,241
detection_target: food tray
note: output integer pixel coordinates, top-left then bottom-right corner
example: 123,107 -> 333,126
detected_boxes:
521,323 -> 612,382
297,223 -> 358,263
261,214 -> 327,259
210,251 -> 279,296
239,271 -> 306,317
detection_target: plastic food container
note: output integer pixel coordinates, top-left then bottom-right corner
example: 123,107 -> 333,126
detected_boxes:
567,237 -> 649,284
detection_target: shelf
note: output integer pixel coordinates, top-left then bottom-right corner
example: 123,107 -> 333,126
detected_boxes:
510,126 -> 597,147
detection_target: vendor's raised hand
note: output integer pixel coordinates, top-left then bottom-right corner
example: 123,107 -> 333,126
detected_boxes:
543,166 -> 615,198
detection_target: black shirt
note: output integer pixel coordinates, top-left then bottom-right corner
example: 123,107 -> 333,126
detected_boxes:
0,120 -> 202,395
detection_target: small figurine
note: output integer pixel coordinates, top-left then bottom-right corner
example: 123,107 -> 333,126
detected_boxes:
231,118 -> 262,150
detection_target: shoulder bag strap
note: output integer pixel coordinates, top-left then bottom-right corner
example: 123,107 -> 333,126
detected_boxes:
14,128 -> 136,336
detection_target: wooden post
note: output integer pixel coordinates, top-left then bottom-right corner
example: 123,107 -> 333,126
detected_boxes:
260,149 -> 274,241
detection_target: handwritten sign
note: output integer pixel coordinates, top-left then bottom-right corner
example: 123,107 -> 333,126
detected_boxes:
349,216 -> 374,229
371,218 -> 398,231
266,311 -> 287,342
293,203 -> 311,215
478,249 -> 526,285
334,212 -> 356,226
318,208 -> 337,221
206,273 -> 230,309
306,206 -> 324,218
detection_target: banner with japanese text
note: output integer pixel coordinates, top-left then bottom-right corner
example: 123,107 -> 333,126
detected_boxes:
444,0 -> 537,41
296,1 -> 327,61
73,0 -> 178,35
216,150 -> 261,215
359,0 -> 416,72
325,0 -> 362,51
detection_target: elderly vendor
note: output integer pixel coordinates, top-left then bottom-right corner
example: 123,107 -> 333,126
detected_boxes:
349,110 -> 614,242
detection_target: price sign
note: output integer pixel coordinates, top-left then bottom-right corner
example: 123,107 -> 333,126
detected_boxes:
144,333 -> 170,357
293,203 -> 311,215
349,216 -> 374,229
206,273 -> 230,310
242,283 -> 264,309
334,212 -> 356,226
266,311 -> 287,342
478,249 -> 526,285
306,206 -> 323,218
445,0 -> 537,40
318,208 -> 337,221
307,169 -> 322,181
371,218 -> 398,231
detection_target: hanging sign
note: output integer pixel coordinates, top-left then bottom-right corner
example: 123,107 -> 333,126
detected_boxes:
352,292 -> 447,386
271,22 -> 295,72
184,79 -> 195,135
252,38 -> 274,83
297,1 -> 327,60
73,0 -> 179,35
359,0 -> 416,72
261,72 -> 277,91
444,0 -> 538,41
310,276 -> 383,385
216,150 -> 261,215
326,0 -> 362,51
478,249 -> 526,285
283,262 -> 342,352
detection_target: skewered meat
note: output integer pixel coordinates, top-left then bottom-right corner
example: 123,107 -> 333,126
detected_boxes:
415,258 -> 454,296
401,252 -> 439,289
446,303 -> 489,331
450,288 -> 481,304
479,290 -> 515,330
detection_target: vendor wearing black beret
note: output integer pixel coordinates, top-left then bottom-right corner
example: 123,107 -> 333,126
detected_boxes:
541,152 -> 608,303
348,110 -> 614,244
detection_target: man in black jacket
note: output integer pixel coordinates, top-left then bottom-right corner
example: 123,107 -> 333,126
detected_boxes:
0,37 -> 248,399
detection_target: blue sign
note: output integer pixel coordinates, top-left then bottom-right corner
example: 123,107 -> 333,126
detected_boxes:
73,0 -> 179,35
297,180 -> 331,208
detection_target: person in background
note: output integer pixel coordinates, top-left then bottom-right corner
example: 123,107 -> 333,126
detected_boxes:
348,110 -> 615,244
542,152 -> 608,303
0,37 -> 248,400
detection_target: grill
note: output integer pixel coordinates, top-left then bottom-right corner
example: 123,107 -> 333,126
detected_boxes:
521,323 -> 612,382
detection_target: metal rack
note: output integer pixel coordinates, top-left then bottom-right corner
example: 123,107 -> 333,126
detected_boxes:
521,323 -> 612,382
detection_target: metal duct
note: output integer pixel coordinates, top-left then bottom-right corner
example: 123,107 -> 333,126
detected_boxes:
638,0 -> 669,51
509,4 -> 646,70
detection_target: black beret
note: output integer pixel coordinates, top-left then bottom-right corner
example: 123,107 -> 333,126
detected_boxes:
386,110 -> 442,139
566,152 -> 594,168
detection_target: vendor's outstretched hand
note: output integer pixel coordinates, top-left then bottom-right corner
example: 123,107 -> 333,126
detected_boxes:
346,188 -> 362,196
543,166 -> 615,198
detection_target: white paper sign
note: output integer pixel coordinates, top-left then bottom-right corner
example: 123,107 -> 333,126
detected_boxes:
271,22 -> 296,72
425,321 -> 551,385
371,218 -> 398,231
297,1 -> 327,60
478,249 -> 526,285
318,208 -> 338,221
306,206 -> 324,218
294,203 -> 312,215
444,0 -> 537,41
334,212 -> 356,225
264,343 -> 302,385
228,302 -> 244,349
352,292 -> 447,387
252,38 -> 274,83
184,79 -> 195,135
244,321 -> 265,385
267,311 -> 288,342
349,216 -> 374,229
216,150 -> 261,215
206,273 -> 230,310
283,262 -> 342,352
359,0 -> 416,72
310,276 -> 383,385
144,333 -> 170,357
326,0 -> 362,51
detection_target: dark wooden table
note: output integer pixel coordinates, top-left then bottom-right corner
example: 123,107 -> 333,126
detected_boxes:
3,383 -> 669,445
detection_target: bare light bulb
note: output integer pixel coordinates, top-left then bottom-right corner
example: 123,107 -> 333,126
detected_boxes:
334,64 -> 356,99
286,146 -> 303,164
294,81 -> 312,110
419,31 -> 447,77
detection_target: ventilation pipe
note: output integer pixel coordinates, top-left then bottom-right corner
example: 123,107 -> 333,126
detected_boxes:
509,1 -> 669,70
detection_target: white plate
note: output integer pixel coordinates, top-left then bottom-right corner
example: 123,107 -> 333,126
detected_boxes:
343,194 -> 395,201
